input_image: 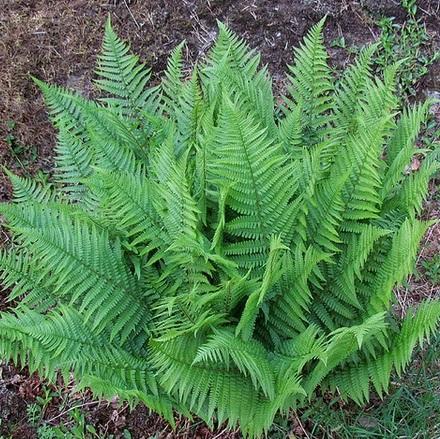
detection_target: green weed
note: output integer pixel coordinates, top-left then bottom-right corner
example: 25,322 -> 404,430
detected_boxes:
4,120 -> 38,170
374,0 -> 439,103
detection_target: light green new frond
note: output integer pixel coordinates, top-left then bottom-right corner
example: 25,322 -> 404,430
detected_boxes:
203,21 -> 260,87
236,236 -> 288,340
287,147 -> 323,248
286,17 -> 333,143
223,63 -> 277,137
175,68 -> 204,156
195,105 -> 216,226
278,103 -> 303,158
303,312 -> 388,396
210,96 -> 294,269
334,44 -> 376,130
386,101 -> 429,165
161,41 -> 186,112
358,72 -> 398,127
327,300 -> 440,402
385,160 -> 439,216
151,132 -> 199,242
275,325 -> 327,373
197,274 -> 259,317
95,17 -> 155,116
368,219 -> 430,314
193,328 -> 275,398
202,23 -> 276,136
267,246 -> 329,339
152,291 -> 227,342
381,102 -> 430,201
390,300 -> 440,375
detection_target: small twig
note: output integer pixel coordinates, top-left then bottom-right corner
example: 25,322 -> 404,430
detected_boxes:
123,0 -> 140,30
212,427 -> 231,439
293,410 -> 311,439
45,400 -> 102,424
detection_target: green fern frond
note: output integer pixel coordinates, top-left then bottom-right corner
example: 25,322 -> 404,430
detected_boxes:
95,17 -> 156,117
210,96 -> 294,269
285,17 -> 333,143
334,44 -> 377,130
193,328 -> 275,398
33,77 -> 95,132
3,168 -> 55,204
54,126 -> 94,201
161,41 -> 186,112
368,219 -> 430,314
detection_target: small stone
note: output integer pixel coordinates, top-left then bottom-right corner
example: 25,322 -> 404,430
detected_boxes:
358,416 -> 379,428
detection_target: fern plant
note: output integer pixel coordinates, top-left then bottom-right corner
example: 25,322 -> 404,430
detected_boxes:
0,17 -> 439,437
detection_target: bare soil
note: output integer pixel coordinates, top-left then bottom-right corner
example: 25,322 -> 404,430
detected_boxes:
0,0 -> 439,437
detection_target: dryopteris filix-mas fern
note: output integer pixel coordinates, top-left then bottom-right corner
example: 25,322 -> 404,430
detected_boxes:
1,17 -> 439,437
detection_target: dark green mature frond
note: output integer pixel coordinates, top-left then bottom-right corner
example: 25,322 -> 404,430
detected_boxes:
85,169 -> 164,253
54,126 -> 94,201
306,173 -> 347,254
33,78 -> 95,132
0,306 -> 165,409
1,18 -> 438,439
4,169 -> 55,204
1,204 -> 152,343
0,249 -> 55,311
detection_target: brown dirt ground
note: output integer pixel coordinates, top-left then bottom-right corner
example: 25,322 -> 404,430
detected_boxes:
0,0 -> 439,437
